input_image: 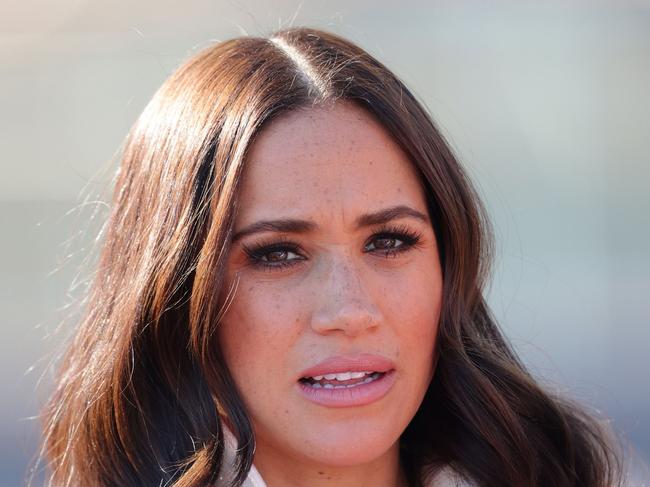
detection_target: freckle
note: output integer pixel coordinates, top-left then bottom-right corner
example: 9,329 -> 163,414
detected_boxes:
317,471 -> 325,475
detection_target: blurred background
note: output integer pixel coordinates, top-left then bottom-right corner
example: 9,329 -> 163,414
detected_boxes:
1,0 -> 648,485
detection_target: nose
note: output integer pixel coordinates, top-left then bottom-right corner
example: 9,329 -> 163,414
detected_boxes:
309,252 -> 382,337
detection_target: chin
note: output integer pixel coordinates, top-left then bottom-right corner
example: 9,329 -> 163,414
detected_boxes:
296,421 -> 403,467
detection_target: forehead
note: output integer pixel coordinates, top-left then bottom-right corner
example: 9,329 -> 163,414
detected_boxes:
236,102 -> 427,225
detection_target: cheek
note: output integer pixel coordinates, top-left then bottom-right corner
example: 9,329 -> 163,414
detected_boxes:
217,279 -> 303,383
383,266 -> 442,339
380,266 -> 442,390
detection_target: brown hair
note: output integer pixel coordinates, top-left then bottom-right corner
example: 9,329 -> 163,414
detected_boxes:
40,27 -> 624,486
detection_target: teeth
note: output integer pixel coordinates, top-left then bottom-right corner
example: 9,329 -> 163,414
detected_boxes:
362,374 -> 377,384
304,372 -> 382,389
311,371 -> 373,381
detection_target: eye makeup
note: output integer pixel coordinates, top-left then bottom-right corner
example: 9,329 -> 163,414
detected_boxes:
241,223 -> 424,272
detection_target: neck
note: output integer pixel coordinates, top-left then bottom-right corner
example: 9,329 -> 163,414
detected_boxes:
253,440 -> 407,487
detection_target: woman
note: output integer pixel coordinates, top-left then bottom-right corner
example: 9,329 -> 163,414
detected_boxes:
40,27 -> 624,486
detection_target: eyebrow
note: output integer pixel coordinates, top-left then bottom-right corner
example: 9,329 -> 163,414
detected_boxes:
231,204 -> 429,243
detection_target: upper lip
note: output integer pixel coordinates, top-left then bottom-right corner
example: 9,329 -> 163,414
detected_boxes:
299,353 -> 396,379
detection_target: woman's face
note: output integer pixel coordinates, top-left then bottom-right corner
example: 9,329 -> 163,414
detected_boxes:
217,102 -> 443,474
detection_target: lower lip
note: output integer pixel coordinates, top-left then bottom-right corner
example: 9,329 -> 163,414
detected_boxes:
296,370 -> 397,408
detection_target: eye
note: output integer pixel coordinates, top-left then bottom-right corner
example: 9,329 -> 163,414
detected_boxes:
242,241 -> 306,272
365,236 -> 404,254
363,224 -> 423,258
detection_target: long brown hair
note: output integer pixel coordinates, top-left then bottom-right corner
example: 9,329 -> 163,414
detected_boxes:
40,27 -> 624,486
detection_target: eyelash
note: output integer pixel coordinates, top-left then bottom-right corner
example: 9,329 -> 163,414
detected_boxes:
241,224 -> 424,273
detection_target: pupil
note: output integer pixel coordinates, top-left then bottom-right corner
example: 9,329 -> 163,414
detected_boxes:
377,238 -> 396,249
267,251 -> 286,261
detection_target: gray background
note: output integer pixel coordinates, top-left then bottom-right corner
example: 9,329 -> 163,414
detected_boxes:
1,0 -> 648,485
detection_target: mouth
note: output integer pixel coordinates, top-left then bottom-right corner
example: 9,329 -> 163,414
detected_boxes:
299,371 -> 385,389
296,354 -> 397,408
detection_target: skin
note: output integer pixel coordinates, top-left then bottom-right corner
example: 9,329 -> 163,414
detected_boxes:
217,101 -> 443,487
